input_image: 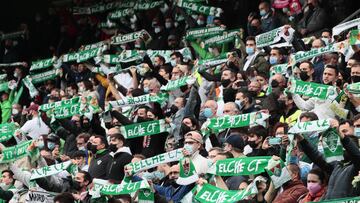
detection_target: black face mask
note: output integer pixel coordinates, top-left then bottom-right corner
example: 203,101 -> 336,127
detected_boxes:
351,75 -> 360,83
221,79 -> 231,87
180,85 -> 188,92
248,141 -> 258,149
336,79 -> 344,87
72,180 -> 82,191
271,80 -> 279,88
167,179 -> 179,188
109,144 -> 118,153
278,100 -> 286,109
82,122 -> 90,130
137,117 -> 148,123
248,90 -> 258,98
300,71 -> 310,81
165,105 -> 179,117
181,124 -> 192,135
88,143 -> 98,154
105,123 -> 113,129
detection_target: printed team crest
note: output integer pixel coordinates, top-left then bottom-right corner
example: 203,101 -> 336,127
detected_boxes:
97,160 -> 102,165
176,157 -> 199,185
324,131 -> 339,153
181,158 -> 191,176
270,163 -> 282,177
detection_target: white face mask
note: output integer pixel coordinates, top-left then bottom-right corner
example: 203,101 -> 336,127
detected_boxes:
154,27 -> 161,33
12,108 -> 19,115
165,22 -> 172,29
321,37 -> 330,45
14,72 -> 19,78
197,19 -> 205,25
174,22 -> 179,27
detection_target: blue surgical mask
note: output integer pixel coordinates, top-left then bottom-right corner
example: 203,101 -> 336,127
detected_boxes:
170,59 -> 177,67
142,171 -> 155,180
355,127 -> 360,137
153,171 -> 165,180
246,47 -> 255,55
144,87 -> 149,93
260,9 -> 267,17
184,144 -> 194,155
269,56 -> 278,65
203,108 -> 213,118
321,38 -> 330,45
289,156 -> 299,164
47,142 -> 56,150
37,140 -> 45,149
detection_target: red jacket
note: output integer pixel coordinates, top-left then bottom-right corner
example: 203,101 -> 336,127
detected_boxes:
299,187 -> 326,203
273,180 -> 308,203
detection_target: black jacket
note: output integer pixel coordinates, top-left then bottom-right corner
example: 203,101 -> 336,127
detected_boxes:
299,136 -> 360,199
88,149 -> 111,179
106,150 -> 133,183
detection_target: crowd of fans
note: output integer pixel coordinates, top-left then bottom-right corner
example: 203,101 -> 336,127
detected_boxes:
0,0 -> 359,202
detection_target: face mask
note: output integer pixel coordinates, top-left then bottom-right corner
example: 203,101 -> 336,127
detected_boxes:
289,16 -> 295,21
160,4 -> 169,13
289,156 -> 299,164
260,9 -> 267,16
351,75 -> 360,83
168,179 -> 179,188
37,140 -> 45,149
248,141 -> 258,149
83,123 -> 90,130
307,182 -> 322,195
109,144 -> 118,153
318,145 -> 324,154
300,71 -> 310,81
47,142 -> 55,150
143,87 -> 149,93
271,80 -> 279,88
278,100 -> 286,109
181,124 -> 192,135
154,27 -> 161,33
135,43 -> 141,48
191,14 -> 198,20
72,180 -> 82,191
203,108 -> 213,118
246,47 -> 255,55
322,38 -> 330,45
12,108 -> 19,115
170,59 -> 177,67
282,7 -> 289,13
197,20 -> 205,25
208,47 -> 213,53
269,56 -> 278,65
14,72 -> 19,78
153,171 -> 165,180
78,146 -> 86,151
142,171 -> 155,180
355,127 -> 360,137
184,143 -> 194,155
165,22 -> 172,29
88,143 -> 98,154
221,79 -> 231,87
235,100 -> 244,110
174,22 -> 179,27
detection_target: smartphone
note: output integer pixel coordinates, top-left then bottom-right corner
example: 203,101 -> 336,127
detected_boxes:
268,137 -> 282,145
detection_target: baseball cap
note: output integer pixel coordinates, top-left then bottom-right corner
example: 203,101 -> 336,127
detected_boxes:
185,131 -> 203,144
225,134 -> 245,150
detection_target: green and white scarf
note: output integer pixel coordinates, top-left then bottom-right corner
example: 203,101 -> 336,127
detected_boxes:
30,160 -> 73,180
194,176 -> 263,203
0,123 -> 17,143
25,190 -> 57,203
288,79 -> 337,100
266,159 -> 291,189
288,119 -> 331,134
120,119 -> 170,139
109,93 -> 168,108
349,29 -> 360,45
111,30 -> 150,45
100,180 -> 150,195
126,149 -> 183,174
177,157 -> 198,185
62,47 -> 103,63
177,0 -> 223,17
160,76 -> 196,91
0,62 -> 25,67
23,76 -> 39,98
30,69 -> 58,84
198,52 -> 228,67
0,140 -> 32,163
206,112 -> 270,133
0,31 -> 25,40
83,41 -> 107,51
346,82 -> 360,95
30,57 -> 56,71
322,128 -> 344,162
255,26 -> 295,48
108,8 -> 134,20
332,17 -> 360,36
134,1 -> 164,10
72,1 -> 131,15
40,97 -> 80,112
207,156 -> 271,176
203,29 -> 239,48
270,63 -> 288,76
186,26 -> 225,40
316,197 -> 360,203
0,81 -> 9,92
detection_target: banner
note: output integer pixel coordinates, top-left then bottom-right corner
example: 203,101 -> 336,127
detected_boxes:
255,26 -> 295,48
266,159 -> 291,189
207,112 -> 270,133
0,82 -> 8,92
186,26 -> 225,40
111,30 -> 150,45
134,1 -> 164,10
0,62 -> 26,67
177,0 -> 223,17
160,76 -> 196,91
0,31 -> 25,40
270,63 -> 288,76
332,17 -> 360,36
120,119 -> 169,139
288,119 -> 331,134
23,76 -> 39,98
108,8 -> 134,19
0,140 -> 32,163
62,47 -> 102,63
109,93 -> 168,108
349,29 -> 360,45
194,176 -> 264,203
203,29 -> 239,48
40,97 -> 80,112
198,53 -> 228,67
72,1 -> 133,15
25,190 -> 57,203
100,180 -> 150,195
30,69 -> 58,84
30,160 -> 73,180
322,128 -> 344,162
83,41 -> 107,51
0,123 -> 17,142
138,189 -> 155,203
315,197 -> 360,203
346,82 -> 360,95
30,57 -> 56,71
126,149 -> 183,174
207,156 -> 271,176
288,80 -> 337,100
177,157 -> 198,185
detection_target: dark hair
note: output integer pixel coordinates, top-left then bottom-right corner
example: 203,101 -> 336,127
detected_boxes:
339,119 -> 353,128
217,151 -> 234,158
170,51 -> 183,62
324,64 -> 339,76
82,80 -> 94,91
299,61 -> 314,70
245,36 -> 256,43
299,112 -> 318,121
2,170 -> 14,178
308,168 -> 327,185
77,133 -> 90,143
155,55 -> 165,64
248,125 -> 268,138
182,116 -> 200,130
109,194 -> 132,203
272,122 -> 289,137
236,89 -> 253,104
78,170 -> 92,184
159,65 -> 172,74
54,192 -> 75,203
352,114 -> 360,123
94,135 -> 108,148
71,150 -> 86,159
111,133 -> 126,143
321,28 -> 332,36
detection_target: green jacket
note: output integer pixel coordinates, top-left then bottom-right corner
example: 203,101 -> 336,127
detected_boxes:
0,89 -> 15,124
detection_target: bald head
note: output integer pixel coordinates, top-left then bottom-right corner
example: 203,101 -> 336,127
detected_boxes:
203,100 -> 218,118
108,127 -> 121,136
169,164 -> 180,180
312,39 -> 325,49
223,102 -> 239,116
